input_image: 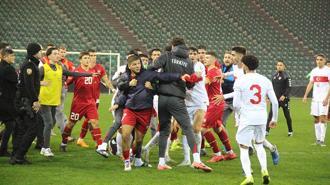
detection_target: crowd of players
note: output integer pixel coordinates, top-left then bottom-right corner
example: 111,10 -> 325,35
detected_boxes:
0,37 -> 329,185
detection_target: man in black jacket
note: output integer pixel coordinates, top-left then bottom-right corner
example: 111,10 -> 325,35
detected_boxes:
0,47 -> 18,157
148,37 -> 212,172
267,60 -> 293,136
10,43 -> 42,164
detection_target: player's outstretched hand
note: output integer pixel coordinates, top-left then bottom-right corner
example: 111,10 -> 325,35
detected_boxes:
322,98 -> 329,106
129,79 -> 137,87
302,96 -> 307,103
269,121 -> 277,128
109,104 -> 119,112
145,81 -> 153,90
212,94 -> 224,105
181,74 -> 190,82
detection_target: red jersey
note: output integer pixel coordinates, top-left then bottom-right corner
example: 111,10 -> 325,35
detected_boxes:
92,63 -> 106,100
205,67 -> 222,102
61,58 -> 75,71
72,66 -> 96,104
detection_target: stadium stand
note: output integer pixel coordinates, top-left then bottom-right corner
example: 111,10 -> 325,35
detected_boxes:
1,0 -> 328,86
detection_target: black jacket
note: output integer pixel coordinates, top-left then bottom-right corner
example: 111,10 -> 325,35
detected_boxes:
147,44 -> 194,99
0,60 -> 18,121
17,57 -> 40,103
118,69 -> 181,110
271,71 -> 291,99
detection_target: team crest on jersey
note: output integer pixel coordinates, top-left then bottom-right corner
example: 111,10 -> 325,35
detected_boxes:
26,68 -> 32,75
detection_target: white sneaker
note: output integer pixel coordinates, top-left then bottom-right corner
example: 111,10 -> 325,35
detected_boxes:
40,148 -> 45,155
42,148 -> 54,157
124,160 -> 131,171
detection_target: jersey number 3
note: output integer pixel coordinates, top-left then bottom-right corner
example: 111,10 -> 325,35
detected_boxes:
250,84 -> 261,104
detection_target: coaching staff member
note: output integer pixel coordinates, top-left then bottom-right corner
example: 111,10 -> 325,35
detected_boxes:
267,60 -> 293,136
10,43 -> 42,164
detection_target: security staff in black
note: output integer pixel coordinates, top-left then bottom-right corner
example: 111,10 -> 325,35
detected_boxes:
10,43 -> 42,164
0,47 -> 18,157
148,37 -> 212,171
267,60 -> 293,136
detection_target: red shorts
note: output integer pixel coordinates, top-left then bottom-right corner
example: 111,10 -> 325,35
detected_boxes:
202,102 -> 225,129
121,108 -> 153,134
69,102 -> 98,122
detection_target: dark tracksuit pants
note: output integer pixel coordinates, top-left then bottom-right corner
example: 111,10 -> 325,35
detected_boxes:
267,99 -> 293,132
0,120 -> 15,153
158,95 -> 196,158
12,112 -> 40,160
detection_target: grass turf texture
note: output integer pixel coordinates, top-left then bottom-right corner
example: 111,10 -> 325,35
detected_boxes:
0,94 -> 329,185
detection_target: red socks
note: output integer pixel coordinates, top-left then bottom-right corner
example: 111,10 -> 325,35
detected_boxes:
203,131 -> 220,153
91,128 -> 103,146
79,119 -> 90,139
216,129 -> 232,151
123,150 -> 130,161
62,126 -> 72,144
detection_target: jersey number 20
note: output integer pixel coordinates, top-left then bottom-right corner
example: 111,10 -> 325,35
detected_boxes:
250,84 -> 261,104
85,77 -> 93,84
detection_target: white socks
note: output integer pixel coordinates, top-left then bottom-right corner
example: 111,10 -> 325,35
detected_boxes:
192,153 -> 201,163
320,123 -> 327,142
315,123 -> 321,141
182,135 -> 190,162
159,157 -> 166,166
240,147 -> 251,177
255,143 -> 267,171
263,139 -> 274,152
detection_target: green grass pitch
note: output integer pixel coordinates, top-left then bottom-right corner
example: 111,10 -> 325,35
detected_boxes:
0,93 -> 329,185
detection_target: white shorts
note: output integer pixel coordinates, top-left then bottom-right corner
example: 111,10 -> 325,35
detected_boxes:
311,101 -> 329,116
187,104 -> 207,125
236,124 -> 266,147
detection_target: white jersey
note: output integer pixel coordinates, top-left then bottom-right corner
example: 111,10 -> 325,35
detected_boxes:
233,64 -> 244,80
223,64 -> 244,100
233,73 -> 278,126
309,66 -> 330,102
185,61 -> 209,107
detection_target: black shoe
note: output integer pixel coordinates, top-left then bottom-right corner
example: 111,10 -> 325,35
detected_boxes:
9,156 -> 31,165
0,150 -> 11,157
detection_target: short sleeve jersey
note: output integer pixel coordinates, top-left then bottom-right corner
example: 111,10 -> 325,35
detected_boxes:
309,66 -> 330,102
